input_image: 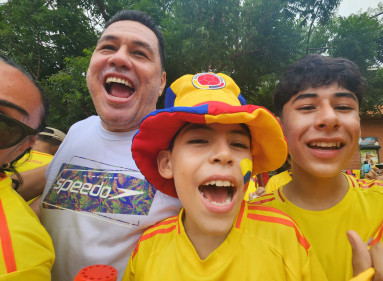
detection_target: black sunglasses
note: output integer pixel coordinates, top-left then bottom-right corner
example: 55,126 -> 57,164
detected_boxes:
0,113 -> 37,149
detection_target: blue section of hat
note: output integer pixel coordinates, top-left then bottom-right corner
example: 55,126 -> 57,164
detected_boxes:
165,87 -> 177,108
238,93 -> 247,105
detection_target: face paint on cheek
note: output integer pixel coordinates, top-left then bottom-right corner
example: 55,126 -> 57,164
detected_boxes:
240,158 -> 253,185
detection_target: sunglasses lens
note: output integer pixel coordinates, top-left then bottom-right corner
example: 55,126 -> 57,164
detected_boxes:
0,118 -> 24,148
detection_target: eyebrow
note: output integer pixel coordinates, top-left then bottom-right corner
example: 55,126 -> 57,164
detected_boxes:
97,35 -> 155,55
292,92 -> 358,103
0,99 -> 29,116
183,123 -> 250,137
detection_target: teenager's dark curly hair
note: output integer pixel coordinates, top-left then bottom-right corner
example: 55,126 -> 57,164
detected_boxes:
273,54 -> 367,115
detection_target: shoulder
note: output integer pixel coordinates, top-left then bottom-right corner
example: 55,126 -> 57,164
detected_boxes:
349,176 -> 383,194
244,202 -> 310,253
67,116 -> 99,134
131,215 -> 179,260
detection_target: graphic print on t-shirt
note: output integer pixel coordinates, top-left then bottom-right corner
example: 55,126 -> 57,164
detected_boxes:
42,157 -> 156,226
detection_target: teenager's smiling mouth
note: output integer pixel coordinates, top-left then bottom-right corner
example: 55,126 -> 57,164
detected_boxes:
198,180 -> 236,206
307,141 -> 344,150
105,76 -> 135,99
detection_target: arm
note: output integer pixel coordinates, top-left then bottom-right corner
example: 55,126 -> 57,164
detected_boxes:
13,164 -> 48,202
364,168 -> 383,181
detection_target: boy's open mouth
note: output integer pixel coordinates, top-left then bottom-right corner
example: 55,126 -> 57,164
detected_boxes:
198,180 -> 236,206
307,141 -> 344,150
105,77 -> 135,99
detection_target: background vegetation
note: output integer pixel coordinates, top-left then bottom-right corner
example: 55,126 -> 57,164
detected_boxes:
1,0 -> 382,131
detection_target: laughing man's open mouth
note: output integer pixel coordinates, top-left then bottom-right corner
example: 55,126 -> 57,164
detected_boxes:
105,77 -> 135,99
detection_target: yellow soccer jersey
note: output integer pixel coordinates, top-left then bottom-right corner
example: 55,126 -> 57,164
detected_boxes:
11,150 -> 53,173
265,170 -> 292,193
252,174 -> 383,281
0,175 -> 54,280
124,201 -> 327,281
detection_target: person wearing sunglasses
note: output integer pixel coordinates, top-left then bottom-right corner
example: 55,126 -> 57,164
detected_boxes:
0,54 -> 54,280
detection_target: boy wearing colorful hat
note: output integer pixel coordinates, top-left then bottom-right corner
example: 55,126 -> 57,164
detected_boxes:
122,73 -> 327,280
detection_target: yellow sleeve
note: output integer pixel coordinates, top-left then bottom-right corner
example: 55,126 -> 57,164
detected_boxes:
349,268 -> 375,281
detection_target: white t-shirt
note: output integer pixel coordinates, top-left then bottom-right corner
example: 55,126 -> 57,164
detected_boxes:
40,116 -> 181,281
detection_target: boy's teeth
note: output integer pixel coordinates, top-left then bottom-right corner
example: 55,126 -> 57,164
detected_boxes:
204,180 -> 233,187
210,195 -> 232,206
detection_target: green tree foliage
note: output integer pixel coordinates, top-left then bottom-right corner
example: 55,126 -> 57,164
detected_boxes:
0,0 -> 382,131
0,0 -> 97,80
42,49 -> 95,130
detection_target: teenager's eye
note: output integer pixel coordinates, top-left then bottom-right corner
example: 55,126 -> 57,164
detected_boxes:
335,105 -> 354,111
297,105 -> 315,111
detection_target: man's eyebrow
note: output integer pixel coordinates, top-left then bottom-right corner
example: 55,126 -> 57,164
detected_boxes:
0,99 -> 29,116
97,35 -> 155,55
97,35 -> 118,45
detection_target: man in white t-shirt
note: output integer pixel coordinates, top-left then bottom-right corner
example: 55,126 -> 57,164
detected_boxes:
40,10 -> 181,281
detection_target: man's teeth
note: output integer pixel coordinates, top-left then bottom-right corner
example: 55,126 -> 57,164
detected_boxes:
204,180 -> 233,187
309,141 -> 341,148
105,77 -> 133,88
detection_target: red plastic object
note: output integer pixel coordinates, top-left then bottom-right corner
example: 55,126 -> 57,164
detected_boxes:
74,264 -> 117,281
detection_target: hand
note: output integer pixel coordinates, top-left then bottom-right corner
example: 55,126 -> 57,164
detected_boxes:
249,186 -> 266,200
365,169 -> 379,180
347,230 -> 383,280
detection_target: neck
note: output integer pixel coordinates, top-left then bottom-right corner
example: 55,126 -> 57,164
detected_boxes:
283,166 -> 349,211
183,215 -> 228,260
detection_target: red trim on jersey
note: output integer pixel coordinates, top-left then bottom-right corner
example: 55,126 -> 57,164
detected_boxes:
235,201 -> 246,229
249,205 -> 301,227
277,188 -> 285,202
0,200 -> 16,273
370,221 -> 383,247
253,197 -> 275,205
357,179 -> 383,189
348,175 -> 357,188
247,213 -> 310,253
132,225 -> 177,259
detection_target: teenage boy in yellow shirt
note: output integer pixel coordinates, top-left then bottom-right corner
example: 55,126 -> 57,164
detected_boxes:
254,54 -> 383,280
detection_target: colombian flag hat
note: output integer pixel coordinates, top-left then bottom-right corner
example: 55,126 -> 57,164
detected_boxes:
132,73 -> 288,198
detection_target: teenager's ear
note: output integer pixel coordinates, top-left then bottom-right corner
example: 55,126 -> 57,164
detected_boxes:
157,150 -> 174,179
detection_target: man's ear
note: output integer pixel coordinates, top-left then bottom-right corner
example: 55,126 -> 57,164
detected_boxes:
157,149 -> 174,179
158,71 -> 166,97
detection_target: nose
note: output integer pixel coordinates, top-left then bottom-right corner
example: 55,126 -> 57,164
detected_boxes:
209,139 -> 234,166
107,46 -> 133,69
314,104 -> 341,130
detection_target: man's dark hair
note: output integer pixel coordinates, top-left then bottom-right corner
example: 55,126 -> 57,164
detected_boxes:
0,54 -> 49,133
273,54 -> 367,115
104,10 -> 166,71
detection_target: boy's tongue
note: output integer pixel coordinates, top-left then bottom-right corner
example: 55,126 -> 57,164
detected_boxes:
202,186 -> 228,204
109,83 -> 133,99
